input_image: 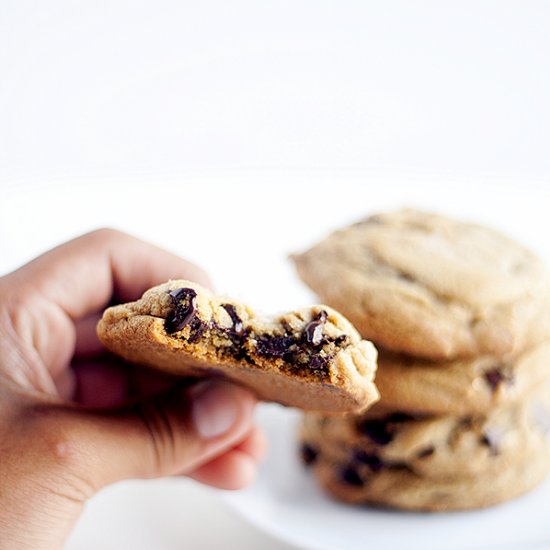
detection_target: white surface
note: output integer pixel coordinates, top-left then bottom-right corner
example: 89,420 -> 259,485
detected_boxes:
226,405 -> 550,550
2,1 -> 550,548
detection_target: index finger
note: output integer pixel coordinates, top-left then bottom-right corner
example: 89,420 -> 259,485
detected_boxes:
2,228 -> 210,377
7,228 -> 211,319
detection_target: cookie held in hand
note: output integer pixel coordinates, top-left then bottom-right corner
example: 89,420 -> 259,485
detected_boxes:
97,280 -> 379,413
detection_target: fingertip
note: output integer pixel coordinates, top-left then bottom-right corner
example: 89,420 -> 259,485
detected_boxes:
190,380 -> 256,441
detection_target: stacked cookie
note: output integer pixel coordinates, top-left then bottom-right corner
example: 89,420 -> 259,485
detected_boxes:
293,209 -> 550,510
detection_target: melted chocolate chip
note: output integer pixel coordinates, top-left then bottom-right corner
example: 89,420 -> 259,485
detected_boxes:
301,443 -> 318,466
353,450 -> 385,472
484,368 -> 512,391
255,334 -> 297,360
304,310 -> 328,346
334,335 -> 348,346
339,466 -> 363,486
222,304 -> 244,336
165,288 -> 198,333
309,354 -> 331,375
254,331 -> 332,376
357,419 -> 394,445
417,446 -> 435,459
187,317 -> 207,343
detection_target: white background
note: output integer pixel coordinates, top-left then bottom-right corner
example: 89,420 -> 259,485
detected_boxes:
1,1 -> 550,549
2,1 -> 550,183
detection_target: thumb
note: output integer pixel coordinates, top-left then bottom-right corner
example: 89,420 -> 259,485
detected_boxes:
57,380 -> 257,490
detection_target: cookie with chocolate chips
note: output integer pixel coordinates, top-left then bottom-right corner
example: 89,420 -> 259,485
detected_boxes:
374,343 -> 550,415
300,389 -> 550,480
292,209 -> 550,360
310,440 -> 550,511
300,391 -> 550,511
97,280 -> 379,413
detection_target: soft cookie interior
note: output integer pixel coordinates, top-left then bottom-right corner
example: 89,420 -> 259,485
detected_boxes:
163,285 -> 357,381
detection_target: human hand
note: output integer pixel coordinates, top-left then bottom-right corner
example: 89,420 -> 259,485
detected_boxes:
0,229 -> 266,549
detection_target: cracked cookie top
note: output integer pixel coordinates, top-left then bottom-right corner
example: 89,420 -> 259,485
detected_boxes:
292,209 -> 550,360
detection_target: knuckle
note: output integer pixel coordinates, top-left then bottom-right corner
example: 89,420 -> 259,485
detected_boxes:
3,292 -> 36,334
24,407 -> 97,500
88,227 -> 128,244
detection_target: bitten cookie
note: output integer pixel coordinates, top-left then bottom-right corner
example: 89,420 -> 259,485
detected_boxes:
292,209 -> 550,360
97,280 -> 379,413
373,342 -> 550,415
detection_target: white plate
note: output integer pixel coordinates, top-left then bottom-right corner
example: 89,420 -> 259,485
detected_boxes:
224,404 -> 550,550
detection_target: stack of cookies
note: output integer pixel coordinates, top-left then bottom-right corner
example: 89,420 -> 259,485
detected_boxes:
293,209 -> 550,511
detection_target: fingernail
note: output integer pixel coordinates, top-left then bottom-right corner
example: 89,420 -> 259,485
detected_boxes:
191,381 -> 240,439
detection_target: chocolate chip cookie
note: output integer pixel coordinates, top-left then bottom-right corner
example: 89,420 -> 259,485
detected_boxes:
300,389 -> 550,480
373,342 -> 550,415
310,443 -> 550,511
292,209 -> 550,360
97,280 -> 379,413
300,392 -> 550,510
